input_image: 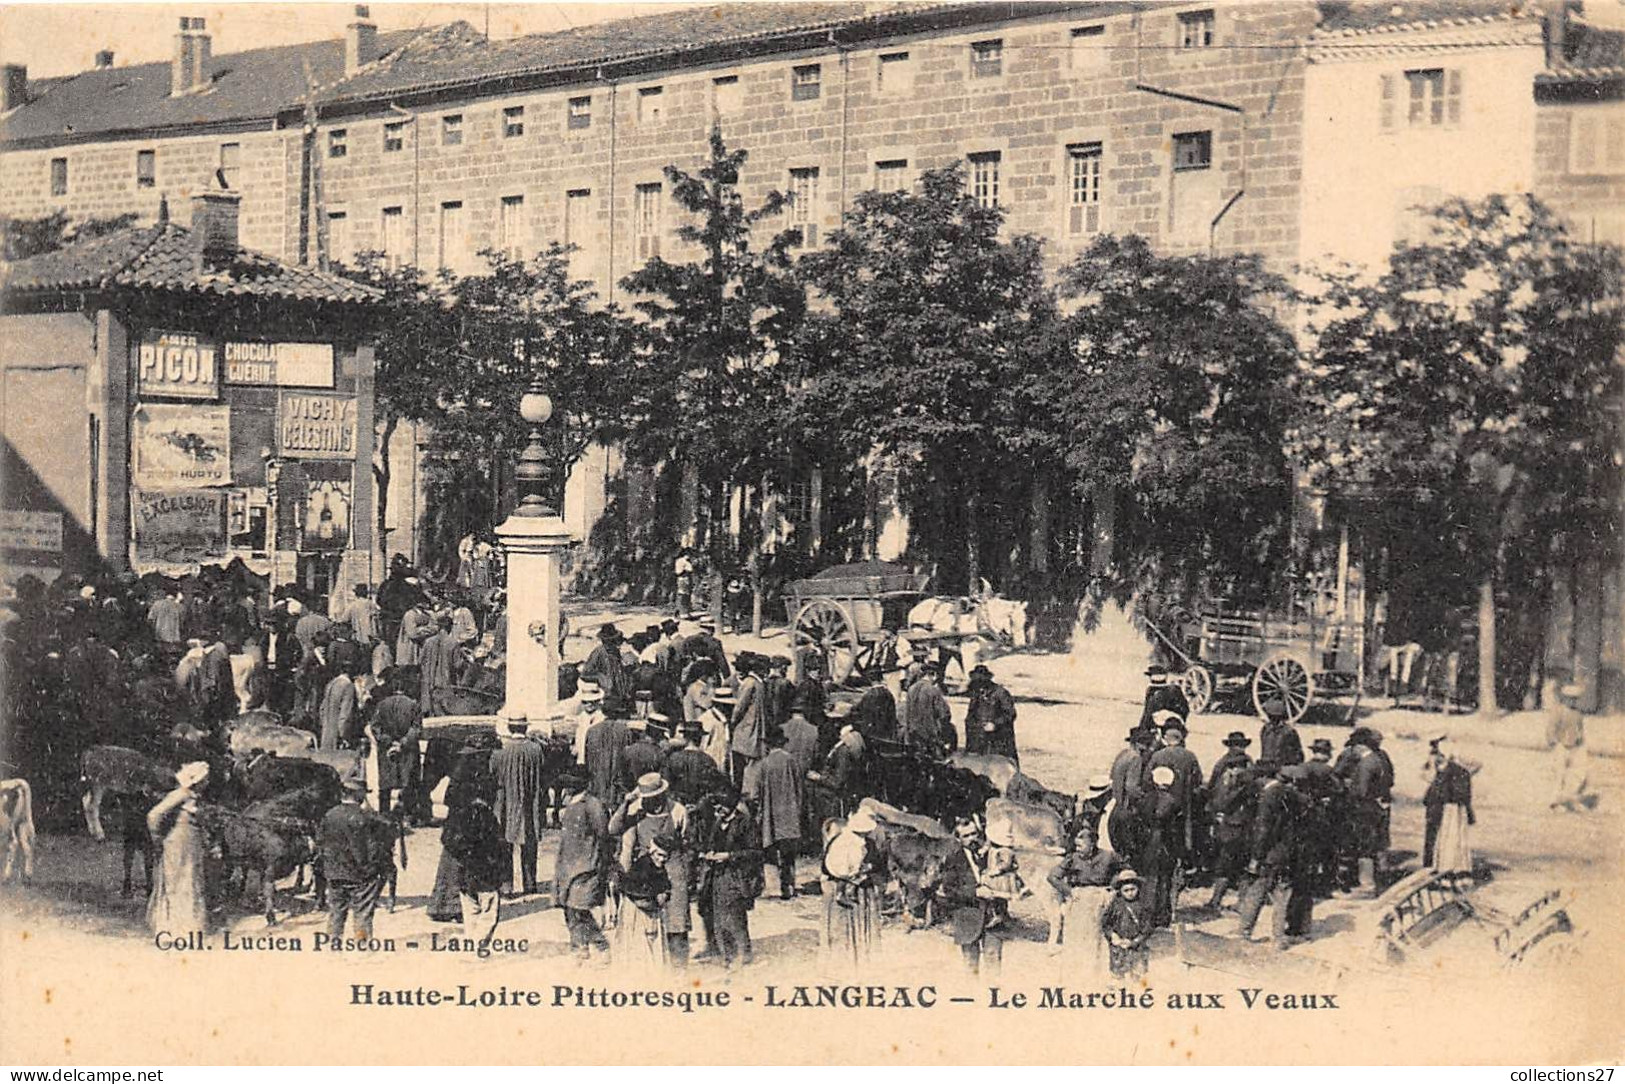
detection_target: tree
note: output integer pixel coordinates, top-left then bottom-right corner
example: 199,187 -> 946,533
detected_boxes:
794,165 -> 1055,591
619,130 -> 806,618
1042,234 -> 1299,614
1294,194 -> 1623,713
2,210 -> 140,259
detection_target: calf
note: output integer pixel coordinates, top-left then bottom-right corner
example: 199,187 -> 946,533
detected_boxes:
81,746 -> 175,841
1004,772 -> 1078,822
225,713 -> 316,759
240,756 -> 344,807
197,800 -> 316,925
0,778 -> 37,882
877,826 -> 960,928
948,752 -> 1018,795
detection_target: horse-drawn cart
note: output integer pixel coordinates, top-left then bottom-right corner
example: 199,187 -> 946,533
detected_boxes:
785,561 -> 932,683
1147,596 -> 1365,725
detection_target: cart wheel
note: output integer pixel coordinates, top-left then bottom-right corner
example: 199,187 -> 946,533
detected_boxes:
1253,655 -> 1313,724
793,599 -> 859,684
1179,665 -> 1214,715
1310,678 -> 1363,727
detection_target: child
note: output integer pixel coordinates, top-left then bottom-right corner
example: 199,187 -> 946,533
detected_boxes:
1101,868 -> 1152,979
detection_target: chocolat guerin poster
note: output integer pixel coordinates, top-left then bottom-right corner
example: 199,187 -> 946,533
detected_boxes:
0,0 -> 1621,1068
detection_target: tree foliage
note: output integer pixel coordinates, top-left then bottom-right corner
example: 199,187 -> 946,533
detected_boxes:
2,210 -> 141,260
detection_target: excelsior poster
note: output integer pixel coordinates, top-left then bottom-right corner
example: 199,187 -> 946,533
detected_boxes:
131,488 -> 227,565
132,402 -> 231,488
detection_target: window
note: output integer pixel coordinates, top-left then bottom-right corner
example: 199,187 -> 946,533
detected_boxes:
791,64 -> 822,102
438,200 -> 465,271
788,167 -> 820,247
1172,130 -> 1211,171
384,121 -> 406,152
971,39 -> 1003,79
499,195 -> 525,259
218,143 -> 240,189
713,75 -> 742,115
328,129 -> 348,159
564,188 -> 592,247
877,51 -> 913,95
1384,68 -> 1461,129
634,182 -> 662,261
1177,10 -> 1215,49
1071,25 -> 1106,72
1569,110 -> 1625,175
968,151 -> 1001,208
381,205 -> 407,268
638,86 -> 663,124
874,158 -> 910,193
49,157 -> 67,197
568,95 -> 592,130
503,106 -> 525,138
1067,142 -> 1103,235
441,114 -> 463,146
326,210 -> 351,265
136,149 -> 156,189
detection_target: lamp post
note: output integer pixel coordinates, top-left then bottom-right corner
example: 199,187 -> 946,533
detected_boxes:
494,377 -> 577,730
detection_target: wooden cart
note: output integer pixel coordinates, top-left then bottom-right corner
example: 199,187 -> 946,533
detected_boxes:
784,561 -> 932,683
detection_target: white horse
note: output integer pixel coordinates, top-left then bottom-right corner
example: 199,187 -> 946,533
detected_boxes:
906,582 -> 1030,650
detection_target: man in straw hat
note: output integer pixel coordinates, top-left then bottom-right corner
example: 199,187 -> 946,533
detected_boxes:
609,772 -> 693,968
570,680 -> 605,765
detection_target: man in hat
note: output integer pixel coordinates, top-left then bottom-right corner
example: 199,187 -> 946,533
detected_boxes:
1139,664 -> 1189,733
318,776 -> 397,944
417,612 -> 458,717
1149,714 -> 1203,849
1546,681 -> 1594,813
673,549 -> 696,616
1139,764 -> 1189,928
584,702 -> 634,808
1203,734 -> 1257,911
765,655 -> 795,737
394,591 -> 436,670
439,769 -> 508,947
609,773 -> 693,967
743,728 -> 804,899
571,680 -> 606,765
318,652 -> 361,752
554,773 -> 611,963
782,702 -> 821,779
663,721 -> 728,805
370,668 -> 427,824
582,624 -> 633,716
965,664 -> 1018,763
489,719 -> 549,896
729,653 -> 769,785
697,784 -> 763,971
1108,727 -> 1157,863
902,662 -> 955,757
811,724 -> 872,818
678,616 -> 731,685
939,816 -> 1008,975
1339,728 -> 1393,897
852,673 -> 899,743
1236,762 -> 1307,945
1258,695 -> 1305,768
1299,738 -> 1345,897
341,584 -> 380,647
624,713 -> 668,784
1078,774 -> 1114,853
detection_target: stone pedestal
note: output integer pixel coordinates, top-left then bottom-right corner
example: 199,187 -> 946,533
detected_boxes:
495,511 -> 576,731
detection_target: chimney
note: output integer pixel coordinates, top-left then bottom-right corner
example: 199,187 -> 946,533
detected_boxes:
95,50 -> 115,70
190,190 -> 241,271
171,16 -> 212,96
345,5 -> 380,74
1543,2 -> 1580,69
1,64 -> 26,112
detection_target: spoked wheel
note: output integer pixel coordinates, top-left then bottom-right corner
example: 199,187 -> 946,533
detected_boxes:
1253,654 -> 1313,724
1178,664 -> 1214,715
794,599 -> 859,683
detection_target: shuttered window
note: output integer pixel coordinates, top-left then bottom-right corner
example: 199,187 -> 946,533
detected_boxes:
1382,69 -> 1462,128
1569,111 -> 1625,175
789,167 -> 820,247
634,182 -> 662,262
1067,142 -> 1103,236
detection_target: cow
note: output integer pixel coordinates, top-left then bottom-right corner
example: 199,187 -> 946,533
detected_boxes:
984,796 -> 1071,943
974,580 -> 1030,650
197,797 -> 319,925
876,826 -> 960,928
1004,771 -> 1078,822
1,778 -> 37,882
224,712 -> 316,760
81,746 -> 175,842
948,752 -> 1019,795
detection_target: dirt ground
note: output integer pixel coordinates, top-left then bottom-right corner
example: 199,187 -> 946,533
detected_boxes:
3,613 -> 1621,1029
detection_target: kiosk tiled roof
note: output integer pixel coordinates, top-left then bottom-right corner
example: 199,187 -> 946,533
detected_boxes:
1,222 -> 384,305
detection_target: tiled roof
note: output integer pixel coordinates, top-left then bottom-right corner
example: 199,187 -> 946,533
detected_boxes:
317,1 -> 1113,105
1312,0 -> 1535,36
1537,19 -> 1625,83
0,26 -> 429,148
1,222 -> 384,306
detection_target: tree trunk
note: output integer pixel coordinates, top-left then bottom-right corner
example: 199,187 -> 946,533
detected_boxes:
965,490 -> 981,593
749,549 -> 764,637
1477,574 -> 1499,717
373,411 -> 399,559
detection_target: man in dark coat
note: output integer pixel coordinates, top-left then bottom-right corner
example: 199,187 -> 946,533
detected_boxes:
583,710 -> 634,808
781,705 -> 820,779
1148,716 -> 1203,857
1203,733 -> 1257,910
938,817 -> 1007,975
581,624 -> 634,716
764,655 -> 795,737
812,725 -> 872,817
853,678 -> 899,743
371,671 -> 426,824
624,716 -> 668,784
1236,763 -> 1306,944
1343,728 -> 1394,896
729,656 -> 769,785
1139,665 -> 1189,732
1258,696 -> 1305,768
416,614 -> 458,717
663,722 -> 728,805
1300,737 -> 1346,896
1108,727 -> 1157,863
319,778 -> 397,942
964,665 -> 1017,762
440,788 -> 508,944
902,664 -> 955,757
489,722 -> 549,895
696,787 -> 763,971
742,731 -> 803,899
553,776 -> 610,962
678,616 -> 731,685
374,555 -> 418,650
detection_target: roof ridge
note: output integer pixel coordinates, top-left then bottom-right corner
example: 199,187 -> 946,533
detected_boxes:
1312,10 -> 1538,39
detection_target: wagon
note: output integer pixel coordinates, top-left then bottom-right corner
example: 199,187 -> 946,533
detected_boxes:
1146,591 -> 1365,725
784,561 -> 932,683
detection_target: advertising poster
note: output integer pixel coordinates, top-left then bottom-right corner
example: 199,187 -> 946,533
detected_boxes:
131,488 -> 227,565
135,329 -> 219,399
132,402 -> 231,488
